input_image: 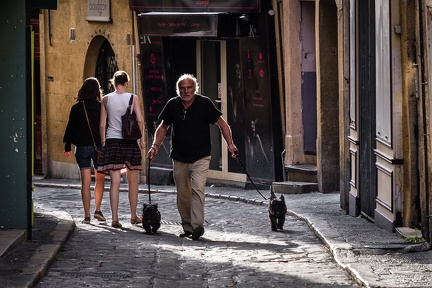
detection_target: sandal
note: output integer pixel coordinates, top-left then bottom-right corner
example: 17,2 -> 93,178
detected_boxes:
111,221 -> 122,228
130,216 -> 142,224
94,211 -> 106,222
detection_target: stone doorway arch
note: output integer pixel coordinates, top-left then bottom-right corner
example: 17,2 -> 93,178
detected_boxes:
84,36 -> 118,94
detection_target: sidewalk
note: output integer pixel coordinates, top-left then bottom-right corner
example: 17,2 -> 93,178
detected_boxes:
1,178 -> 432,287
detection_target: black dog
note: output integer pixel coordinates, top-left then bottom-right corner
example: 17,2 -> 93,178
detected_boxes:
269,190 -> 287,231
142,203 -> 161,234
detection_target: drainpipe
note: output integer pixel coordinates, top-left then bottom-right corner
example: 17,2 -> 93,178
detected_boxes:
417,0 -> 431,243
130,11 -> 142,182
131,45 -> 137,95
131,11 -> 137,95
48,10 -> 52,46
276,0 -> 286,136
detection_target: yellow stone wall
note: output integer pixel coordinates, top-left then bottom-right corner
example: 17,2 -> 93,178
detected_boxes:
40,0 -> 138,179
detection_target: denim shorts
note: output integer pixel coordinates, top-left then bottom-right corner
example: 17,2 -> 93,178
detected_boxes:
74,145 -> 101,170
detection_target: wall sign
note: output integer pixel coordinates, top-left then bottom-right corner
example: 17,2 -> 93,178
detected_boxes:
140,37 -> 172,167
87,0 -> 111,22
239,16 -> 275,181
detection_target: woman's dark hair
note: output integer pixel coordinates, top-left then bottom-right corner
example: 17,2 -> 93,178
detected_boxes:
110,70 -> 130,86
76,77 -> 102,102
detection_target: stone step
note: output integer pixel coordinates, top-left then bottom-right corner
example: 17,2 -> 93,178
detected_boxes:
395,227 -> 423,240
0,229 -> 26,257
272,181 -> 318,194
285,164 -> 317,183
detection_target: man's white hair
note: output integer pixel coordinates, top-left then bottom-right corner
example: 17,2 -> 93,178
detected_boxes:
176,73 -> 199,96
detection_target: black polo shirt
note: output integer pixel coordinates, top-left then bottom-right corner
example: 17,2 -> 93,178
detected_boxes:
159,94 -> 222,163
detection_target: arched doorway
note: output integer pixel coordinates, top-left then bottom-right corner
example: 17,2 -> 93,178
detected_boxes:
95,39 -> 118,94
84,36 -> 118,94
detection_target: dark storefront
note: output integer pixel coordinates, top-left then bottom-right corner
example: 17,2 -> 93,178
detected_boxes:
130,0 -> 283,184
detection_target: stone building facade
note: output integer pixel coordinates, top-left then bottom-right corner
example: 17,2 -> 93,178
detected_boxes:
37,0 -> 140,180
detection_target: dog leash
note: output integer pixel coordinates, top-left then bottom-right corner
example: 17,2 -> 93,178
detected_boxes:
235,151 -> 268,200
147,159 -> 152,204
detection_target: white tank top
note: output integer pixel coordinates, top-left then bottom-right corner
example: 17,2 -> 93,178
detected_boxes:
105,92 -> 133,139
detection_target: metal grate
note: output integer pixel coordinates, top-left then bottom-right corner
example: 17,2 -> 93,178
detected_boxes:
159,220 -> 211,226
160,220 -> 181,225
61,272 -> 131,279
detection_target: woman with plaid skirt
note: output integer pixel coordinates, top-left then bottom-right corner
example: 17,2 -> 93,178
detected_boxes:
98,71 -> 144,228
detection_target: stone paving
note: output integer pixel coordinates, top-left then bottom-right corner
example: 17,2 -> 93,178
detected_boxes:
33,185 -> 358,287
3,178 -> 432,287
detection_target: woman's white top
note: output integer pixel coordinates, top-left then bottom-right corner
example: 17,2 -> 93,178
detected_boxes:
105,92 -> 133,139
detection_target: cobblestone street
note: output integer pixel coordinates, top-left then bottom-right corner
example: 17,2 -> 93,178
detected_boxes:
34,186 -> 358,287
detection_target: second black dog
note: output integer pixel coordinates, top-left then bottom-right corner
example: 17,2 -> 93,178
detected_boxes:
142,203 -> 161,234
269,190 -> 287,231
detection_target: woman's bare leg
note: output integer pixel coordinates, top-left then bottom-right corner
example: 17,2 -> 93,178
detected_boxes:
94,171 -> 105,211
80,169 -> 92,219
126,169 -> 140,222
109,170 -> 122,222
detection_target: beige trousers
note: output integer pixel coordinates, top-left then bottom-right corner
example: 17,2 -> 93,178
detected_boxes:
173,156 -> 211,233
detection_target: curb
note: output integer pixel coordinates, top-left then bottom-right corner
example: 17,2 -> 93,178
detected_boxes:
28,206 -> 76,288
287,210 -> 368,288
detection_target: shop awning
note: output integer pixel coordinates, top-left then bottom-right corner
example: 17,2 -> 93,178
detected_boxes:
32,0 -> 58,9
130,0 -> 260,13
137,13 -> 238,37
